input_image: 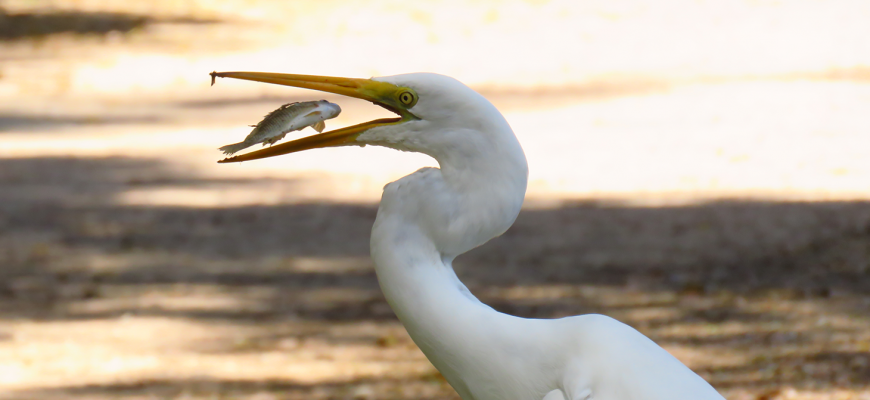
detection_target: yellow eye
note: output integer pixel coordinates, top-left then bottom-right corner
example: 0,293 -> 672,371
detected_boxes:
398,90 -> 417,107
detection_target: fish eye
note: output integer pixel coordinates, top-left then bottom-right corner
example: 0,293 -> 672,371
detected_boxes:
398,90 -> 417,107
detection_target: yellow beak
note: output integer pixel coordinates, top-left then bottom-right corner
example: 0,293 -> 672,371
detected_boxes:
210,71 -> 408,163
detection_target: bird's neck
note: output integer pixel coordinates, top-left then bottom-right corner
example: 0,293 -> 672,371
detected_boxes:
428,125 -> 529,209
371,230 -> 489,330
368,125 -> 530,391
370,217 -> 507,394
415,123 -> 530,259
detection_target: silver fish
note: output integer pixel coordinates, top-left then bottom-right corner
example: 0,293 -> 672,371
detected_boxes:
219,100 -> 341,155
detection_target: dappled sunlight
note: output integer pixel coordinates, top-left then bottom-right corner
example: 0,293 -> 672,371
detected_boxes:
516,81 -> 870,203
3,0 -> 870,399
2,153 -> 870,398
4,0 -> 870,100
0,317 -> 439,393
3,165 -> 870,397
5,79 -> 870,208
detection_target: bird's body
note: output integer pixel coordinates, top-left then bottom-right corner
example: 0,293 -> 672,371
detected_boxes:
373,168 -> 721,400
211,71 -> 725,400
364,74 -> 724,400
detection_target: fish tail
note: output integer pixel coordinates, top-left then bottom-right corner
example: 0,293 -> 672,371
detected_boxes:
219,141 -> 251,155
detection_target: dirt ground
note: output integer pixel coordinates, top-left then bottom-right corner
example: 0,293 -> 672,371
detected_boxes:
1,1 -> 870,400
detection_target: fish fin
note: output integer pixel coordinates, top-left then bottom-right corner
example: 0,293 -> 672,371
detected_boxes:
303,111 -> 322,118
263,133 -> 287,146
313,121 -> 326,133
218,142 -> 250,156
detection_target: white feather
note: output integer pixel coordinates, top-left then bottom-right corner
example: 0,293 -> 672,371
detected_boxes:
355,73 -> 724,400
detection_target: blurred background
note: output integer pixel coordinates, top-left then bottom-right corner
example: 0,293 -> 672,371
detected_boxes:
1,1 -> 869,399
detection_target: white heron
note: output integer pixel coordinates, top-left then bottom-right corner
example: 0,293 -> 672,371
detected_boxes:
211,71 -> 725,400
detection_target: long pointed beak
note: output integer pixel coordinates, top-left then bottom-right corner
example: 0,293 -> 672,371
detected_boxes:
210,71 -> 409,163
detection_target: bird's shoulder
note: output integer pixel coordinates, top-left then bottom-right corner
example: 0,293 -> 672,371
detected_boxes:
555,315 -> 725,400
556,314 -> 647,352
560,314 -> 680,366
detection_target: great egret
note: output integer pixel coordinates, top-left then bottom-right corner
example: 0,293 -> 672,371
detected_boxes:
211,71 -> 725,400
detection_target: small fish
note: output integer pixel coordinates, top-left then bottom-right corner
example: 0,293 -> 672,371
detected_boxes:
219,100 -> 341,155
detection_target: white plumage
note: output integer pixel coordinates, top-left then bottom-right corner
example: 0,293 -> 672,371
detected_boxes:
212,71 -> 725,400
361,74 -> 724,400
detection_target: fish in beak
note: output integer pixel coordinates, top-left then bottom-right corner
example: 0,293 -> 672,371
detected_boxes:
210,71 -> 419,163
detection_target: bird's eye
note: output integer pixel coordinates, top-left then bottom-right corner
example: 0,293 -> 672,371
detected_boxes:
398,90 -> 417,107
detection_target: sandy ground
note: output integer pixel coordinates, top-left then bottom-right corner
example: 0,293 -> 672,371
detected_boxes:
1,1 -> 870,399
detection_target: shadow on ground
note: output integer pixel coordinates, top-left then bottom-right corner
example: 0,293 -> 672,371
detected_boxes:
0,7 -> 218,41
1,156 -> 868,399
0,114 -> 167,133
7,376 -> 456,400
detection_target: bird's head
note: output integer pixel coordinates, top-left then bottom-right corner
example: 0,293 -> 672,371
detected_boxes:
212,71 -> 528,257
212,71 -> 519,165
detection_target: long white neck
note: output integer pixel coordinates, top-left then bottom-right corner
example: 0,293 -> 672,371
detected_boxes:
368,120 -> 546,398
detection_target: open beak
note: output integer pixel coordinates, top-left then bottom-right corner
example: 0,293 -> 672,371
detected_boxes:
210,71 -> 411,163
